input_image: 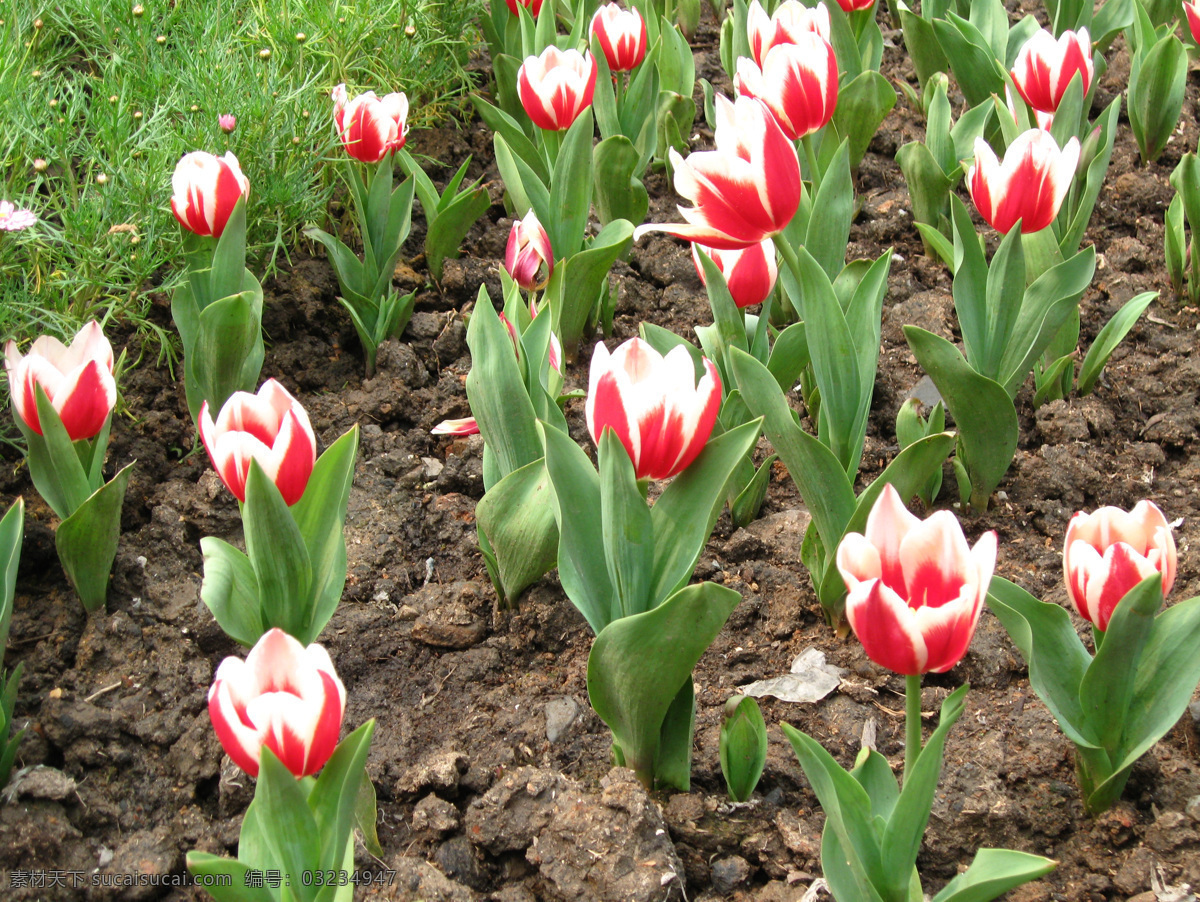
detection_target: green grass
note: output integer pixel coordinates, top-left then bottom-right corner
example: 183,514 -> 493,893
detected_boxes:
0,0 -> 481,445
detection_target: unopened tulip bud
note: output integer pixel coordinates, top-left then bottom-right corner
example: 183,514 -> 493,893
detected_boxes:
505,210 -> 553,291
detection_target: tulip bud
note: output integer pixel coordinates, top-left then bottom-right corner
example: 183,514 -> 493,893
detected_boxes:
517,47 -> 598,132
1010,28 -> 1094,116
586,337 -> 722,480
833,0 -> 875,9
1188,0 -> 1200,43
505,0 -> 544,14
837,484 -> 996,675
218,113 -> 237,134
692,240 -> 778,309
505,210 -> 554,290
330,84 -> 409,163
735,35 -> 838,142
4,321 -> 117,441
1063,501 -> 1176,632
967,130 -> 1080,234
170,150 -> 249,238
746,0 -> 830,67
207,628 -> 346,778
720,695 -> 767,802
590,3 -> 648,73
198,379 -> 317,506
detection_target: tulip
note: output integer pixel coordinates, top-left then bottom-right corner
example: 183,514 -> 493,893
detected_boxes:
505,0 -> 544,15
170,151 -> 249,238
837,483 -> 997,675
505,210 -> 554,290
0,199 -> 37,232
833,0 -> 875,9
4,321 -> 117,442
517,47 -> 598,132
1187,0 -> 1200,44
432,416 -> 480,436
967,130 -> 1080,234
735,35 -> 839,142
747,0 -> 831,67
208,628 -> 346,778
1011,28 -> 1094,116
331,85 -> 409,164
586,337 -> 722,481
692,239 -> 778,309
199,379 -> 317,506
1063,500 -> 1176,632
590,3 -> 648,73
634,94 -> 802,250
217,113 -> 237,134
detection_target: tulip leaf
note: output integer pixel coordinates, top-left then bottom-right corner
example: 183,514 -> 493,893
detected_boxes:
986,577 -> 1100,751
243,461 -> 314,642
185,854 -> 277,902
831,72 -> 896,172
1118,595 -> 1200,775
638,322 -> 702,372
851,748 -> 900,824
547,108 -> 596,261
781,723 -> 888,892
303,226 -> 368,299
256,748 -> 321,902
494,133 -> 550,223
190,273 -> 265,421
0,498 -> 23,654
542,423 -> 613,634
55,461 -> 133,613
767,322 -> 809,391
649,419 -> 762,603
653,678 -> 698,792
544,219 -> 634,361
1128,32 -> 1186,163
291,426 -> 359,641
593,135 -> 649,228
730,452 -> 777,529
424,176 -> 488,284
978,225 -> 1026,383
1078,291 -> 1156,395
466,287 -> 543,486
476,457 -> 560,606
599,430 -> 655,620
200,537 -> 265,647
721,695 -> 768,802
804,142 -> 854,282
933,14 -> 1006,108
310,720 -> 375,874
588,581 -> 741,788
25,386 -> 92,519
897,1 -> 948,91
949,194 -> 989,365
932,849 -> 1057,902
695,249 -> 749,385
904,326 -> 1018,510
897,142 -> 955,257
210,197 -> 249,310
881,684 -> 968,901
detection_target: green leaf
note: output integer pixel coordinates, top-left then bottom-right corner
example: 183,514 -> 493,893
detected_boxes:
289,427 -> 358,641
243,462 -> 313,641
547,109 -> 596,260
979,226 -> 1026,382
355,768 -> 384,858
766,322 -> 810,391
933,14 -> 1006,107
653,678 -> 698,792
986,577 -> 1099,750
0,498 -> 23,654
850,748 -> 899,824
542,423 -> 613,633
256,749 -> 321,902
425,181 -> 489,283
649,419 -> 761,602
831,72 -> 897,171
593,135 -> 649,227
931,848 -> 1057,902
903,327 -> 1018,510
1078,292 -> 1156,394
804,141 -> 854,281
476,458 -> 559,606
897,142 -> 954,255
720,695 -> 768,802
1128,33 -> 1187,163
200,537 -> 265,647
190,273 -> 265,421
897,2 -> 949,90
599,431 -> 656,620
695,248 -> 749,385
588,581 -> 741,787
545,219 -> 634,360
56,462 -> 133,613
210,197 -> 249,308
27,386 -> 92,518
185,853 -> 277,902
310,721 -> 376,873
730,453 -> 777,529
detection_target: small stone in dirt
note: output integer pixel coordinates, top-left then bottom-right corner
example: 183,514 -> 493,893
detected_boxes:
102,830 -> 181,902
396,749 -> 470,797
544,696 -> 580,744
435,834 -> 489,891
1185,793 -> 1200,822
409,580 -> 489,649
710,855 -> 752,895
413,794 -> 461,835
2,765 -> 77,802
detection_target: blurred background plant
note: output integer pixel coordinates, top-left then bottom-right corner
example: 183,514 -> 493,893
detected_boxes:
0,0 -> 481,447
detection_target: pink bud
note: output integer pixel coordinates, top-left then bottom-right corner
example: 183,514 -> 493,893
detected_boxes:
198,379 -> 317,506
837,484 -> 997,675
4,321 -> 117,441
517,47 -> 598,132
1063,501 -> 1176,632
431,416 -> 480,436
586,338 -> 722,481
207,629 -> 346,778
0,199 -> 37,232
170,150 -> 249,238
505,210 -> 554,290
218,114 -> 237,134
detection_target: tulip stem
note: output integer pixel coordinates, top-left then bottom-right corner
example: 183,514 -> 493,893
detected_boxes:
801,135 -> 821,198
904,673 -> 922,786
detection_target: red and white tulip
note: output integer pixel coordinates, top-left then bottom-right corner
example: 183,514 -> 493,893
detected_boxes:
1063,500 -> 1176,632
505,0 -> 544,15
331,84 -> 409,164
837,484 -> 997,675
747,0 -> 831,67
1187,0 -> 1200,44
635,94 -> 802,250
692,239 -> 778,309
517,47 -> 598,132
590,3 -> 648,73
4,321 -> 117,441
586,337 -> 722,481
170,151 -> 249,238
735,35 -> 838,142
505,210 -> 554,291
208,628 -> 346,778
968,130 -> 1080,234
199,379 -> 317,506
833,0 -> 875,10
1011,28 -> 1094,116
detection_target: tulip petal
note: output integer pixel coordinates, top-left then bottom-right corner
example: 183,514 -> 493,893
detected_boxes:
52,359 -> 117,441
845,579 -> 927,675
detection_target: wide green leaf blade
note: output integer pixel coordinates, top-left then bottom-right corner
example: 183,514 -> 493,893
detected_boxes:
593,135 -> 649,227
550,219 -> 634,360
200,537 -> 265,647
476,458 -> 560,605
931,848 -> 1057,902
243,462 -> 313,641
1078,291 -> 1156,394
185,853 -> 277,902
55,462 -> 133,613
29,387 -> 92,518
0,498 -> 23,653
256,749 -> 321,902
804,141 -> 854,281
980,226 -> 1026,382
310,721 -> 375,873
599,430 -> 656,619
547,109 -> 596,260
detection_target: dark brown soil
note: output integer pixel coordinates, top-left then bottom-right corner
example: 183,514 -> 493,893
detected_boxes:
4,13 -> 1200,902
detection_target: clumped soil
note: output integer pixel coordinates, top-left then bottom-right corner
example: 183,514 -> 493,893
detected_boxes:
5,14 -> 1200,902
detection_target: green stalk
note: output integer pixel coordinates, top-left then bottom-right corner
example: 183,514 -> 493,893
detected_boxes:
904,673 -> 922,786
801,134 -> 821,197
